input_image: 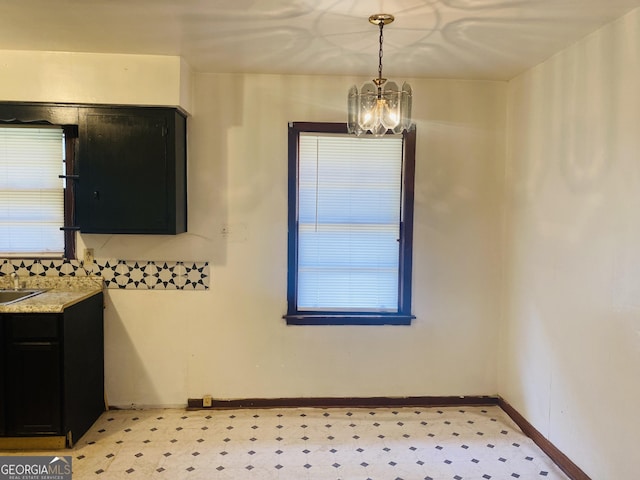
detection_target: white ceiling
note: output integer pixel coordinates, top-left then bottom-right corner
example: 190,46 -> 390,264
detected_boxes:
1,0 -> 639,80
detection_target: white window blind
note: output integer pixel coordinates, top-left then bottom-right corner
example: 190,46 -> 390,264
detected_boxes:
297,133 -> 403,312
0,126 -> 65,256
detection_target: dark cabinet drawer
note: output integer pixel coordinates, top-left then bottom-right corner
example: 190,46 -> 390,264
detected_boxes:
7,314 -> 59,340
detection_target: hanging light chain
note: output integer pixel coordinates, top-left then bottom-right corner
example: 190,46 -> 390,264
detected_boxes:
369,14 -> 392,86
378,21 -> 384,81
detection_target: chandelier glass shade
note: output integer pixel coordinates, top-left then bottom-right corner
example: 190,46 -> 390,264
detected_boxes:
348,14 -> 412,137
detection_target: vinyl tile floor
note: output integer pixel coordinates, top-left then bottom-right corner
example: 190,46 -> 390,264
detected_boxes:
2,405 -> 571,480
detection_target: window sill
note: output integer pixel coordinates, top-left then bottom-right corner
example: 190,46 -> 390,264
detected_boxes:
284,313 -> 415,326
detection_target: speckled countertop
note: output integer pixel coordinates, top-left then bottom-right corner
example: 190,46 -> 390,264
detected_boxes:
0,276 -> 103,313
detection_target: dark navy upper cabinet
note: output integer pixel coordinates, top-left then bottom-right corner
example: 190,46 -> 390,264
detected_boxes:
77,107 -> 187,234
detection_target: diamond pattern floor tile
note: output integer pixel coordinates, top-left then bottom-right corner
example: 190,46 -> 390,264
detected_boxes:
1,406 -> 571,480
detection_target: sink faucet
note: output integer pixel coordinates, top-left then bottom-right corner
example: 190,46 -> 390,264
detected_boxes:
10,272 -> 19,290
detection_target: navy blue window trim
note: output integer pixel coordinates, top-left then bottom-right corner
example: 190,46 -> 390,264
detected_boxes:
284,122 -> 416,326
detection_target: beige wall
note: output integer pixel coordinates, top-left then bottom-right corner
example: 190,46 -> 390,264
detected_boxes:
97,73 -> 506,406
501,7 -> 640,479
0,50 -> 187,109
0,49 -> 506,407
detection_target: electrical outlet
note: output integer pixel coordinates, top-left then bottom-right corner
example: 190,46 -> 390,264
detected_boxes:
83,248 -> 94,265
203,395 -> 213,408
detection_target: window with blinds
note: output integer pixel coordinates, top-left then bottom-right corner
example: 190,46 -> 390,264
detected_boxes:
286,122 -> 416,325
0,125 -> 65,257
298,133 -> 402,311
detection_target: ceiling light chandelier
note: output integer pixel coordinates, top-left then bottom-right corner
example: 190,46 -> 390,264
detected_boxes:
348,13 -> 412,137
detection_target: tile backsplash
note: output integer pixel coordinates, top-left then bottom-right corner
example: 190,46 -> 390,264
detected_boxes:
0,258 -> 209,290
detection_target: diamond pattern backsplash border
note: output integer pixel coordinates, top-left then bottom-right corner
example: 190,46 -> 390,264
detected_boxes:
0,258 -> 209,290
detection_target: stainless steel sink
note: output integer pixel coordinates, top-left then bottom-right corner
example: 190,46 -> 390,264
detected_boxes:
0,289 -> 48,305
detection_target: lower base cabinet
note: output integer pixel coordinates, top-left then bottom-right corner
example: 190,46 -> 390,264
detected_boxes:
0,292 -> 104,446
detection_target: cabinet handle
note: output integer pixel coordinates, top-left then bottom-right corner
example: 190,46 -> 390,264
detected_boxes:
93,191 -> 100,200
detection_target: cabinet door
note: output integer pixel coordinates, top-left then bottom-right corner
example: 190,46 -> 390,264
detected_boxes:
0,319 -> 4,435
62,292 -> 105,442
6,341 -> 61,435
78,107 -> 186,234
